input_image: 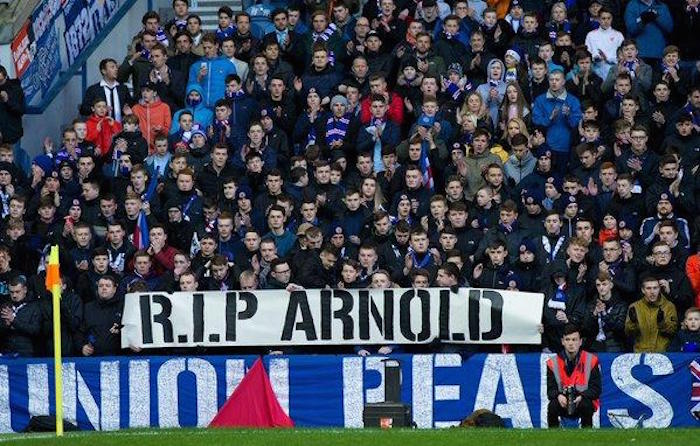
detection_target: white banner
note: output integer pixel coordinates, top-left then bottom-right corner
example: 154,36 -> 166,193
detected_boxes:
121,288 -> 544,349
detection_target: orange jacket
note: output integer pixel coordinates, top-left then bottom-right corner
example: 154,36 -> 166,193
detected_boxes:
132,99 -> 171,154
687,254 -> 700,308
86,115 -> 122,157
488,0 -> 510,19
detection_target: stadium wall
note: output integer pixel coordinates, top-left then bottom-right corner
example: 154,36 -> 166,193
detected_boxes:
0,353 -> 698,432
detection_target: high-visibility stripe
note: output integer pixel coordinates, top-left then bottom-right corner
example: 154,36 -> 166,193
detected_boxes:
548,351 -> 600,411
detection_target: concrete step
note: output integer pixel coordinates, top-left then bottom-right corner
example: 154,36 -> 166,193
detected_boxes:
191,0 -> 243,30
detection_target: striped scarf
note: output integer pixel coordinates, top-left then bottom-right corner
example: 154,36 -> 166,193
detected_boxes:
505,67 -> 518,83
326,114 -> 350,146
156,27 -> 169,46
548,20 -> 571,42
313,24 -> 337,66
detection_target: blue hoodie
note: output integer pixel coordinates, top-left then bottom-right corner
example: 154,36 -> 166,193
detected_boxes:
187,56 -> 237,108
171,84 -> 214,134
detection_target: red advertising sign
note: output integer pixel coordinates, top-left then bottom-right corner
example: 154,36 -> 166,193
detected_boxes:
10,21 -> 32,78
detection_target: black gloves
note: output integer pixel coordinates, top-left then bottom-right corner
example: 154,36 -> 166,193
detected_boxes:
640,10 -> 657,24
629,306 -> 638,324
657,309 -> 665,324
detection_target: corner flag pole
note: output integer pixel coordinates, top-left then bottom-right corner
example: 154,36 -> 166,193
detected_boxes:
46,246 -> 63,436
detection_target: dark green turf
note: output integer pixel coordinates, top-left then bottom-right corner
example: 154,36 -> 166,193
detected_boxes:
0,428 -> 697,446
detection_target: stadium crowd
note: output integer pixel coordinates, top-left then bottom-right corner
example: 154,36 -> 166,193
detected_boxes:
0,0 -> 699,358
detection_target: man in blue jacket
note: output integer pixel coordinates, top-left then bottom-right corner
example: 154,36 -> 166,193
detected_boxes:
624,0 -> 673,62
532,67 -> 582,174
187,33 -> 237,109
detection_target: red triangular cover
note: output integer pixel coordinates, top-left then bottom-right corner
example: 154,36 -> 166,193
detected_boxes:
209,357 -> 294,428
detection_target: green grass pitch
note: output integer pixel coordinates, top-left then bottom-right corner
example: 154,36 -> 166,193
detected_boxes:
0,428 -> 697,446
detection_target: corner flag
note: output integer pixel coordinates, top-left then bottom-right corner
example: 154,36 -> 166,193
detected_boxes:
45,245 -> 64,436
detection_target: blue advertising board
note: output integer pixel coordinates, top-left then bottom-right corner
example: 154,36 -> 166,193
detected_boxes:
63,0 -> 121,65
0,353 -> 698,432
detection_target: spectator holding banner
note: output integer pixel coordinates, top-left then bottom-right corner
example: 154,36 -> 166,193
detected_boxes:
77,275 -> 123,356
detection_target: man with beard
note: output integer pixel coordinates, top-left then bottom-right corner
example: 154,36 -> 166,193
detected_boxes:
263,9 -> 301,65
232,13 -> 258,63
402,32 -> 446,80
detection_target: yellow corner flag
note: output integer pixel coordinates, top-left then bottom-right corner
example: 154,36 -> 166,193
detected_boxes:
45,245 -> 63,436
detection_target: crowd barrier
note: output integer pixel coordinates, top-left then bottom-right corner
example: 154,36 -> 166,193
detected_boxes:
1,353 -> 698,432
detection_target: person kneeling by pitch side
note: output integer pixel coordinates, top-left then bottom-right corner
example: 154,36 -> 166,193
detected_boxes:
546,324 -> 601,427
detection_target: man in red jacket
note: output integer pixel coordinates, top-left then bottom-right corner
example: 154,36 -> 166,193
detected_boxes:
147,223 -> 177,275
546,323 -> 602,428
360,72 -> 403,125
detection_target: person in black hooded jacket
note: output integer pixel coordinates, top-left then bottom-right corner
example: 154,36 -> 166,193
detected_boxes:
76,275 -> 124,356
542,259 -> 587,352
0,275 -> 40,357
0,65 -> 25,145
